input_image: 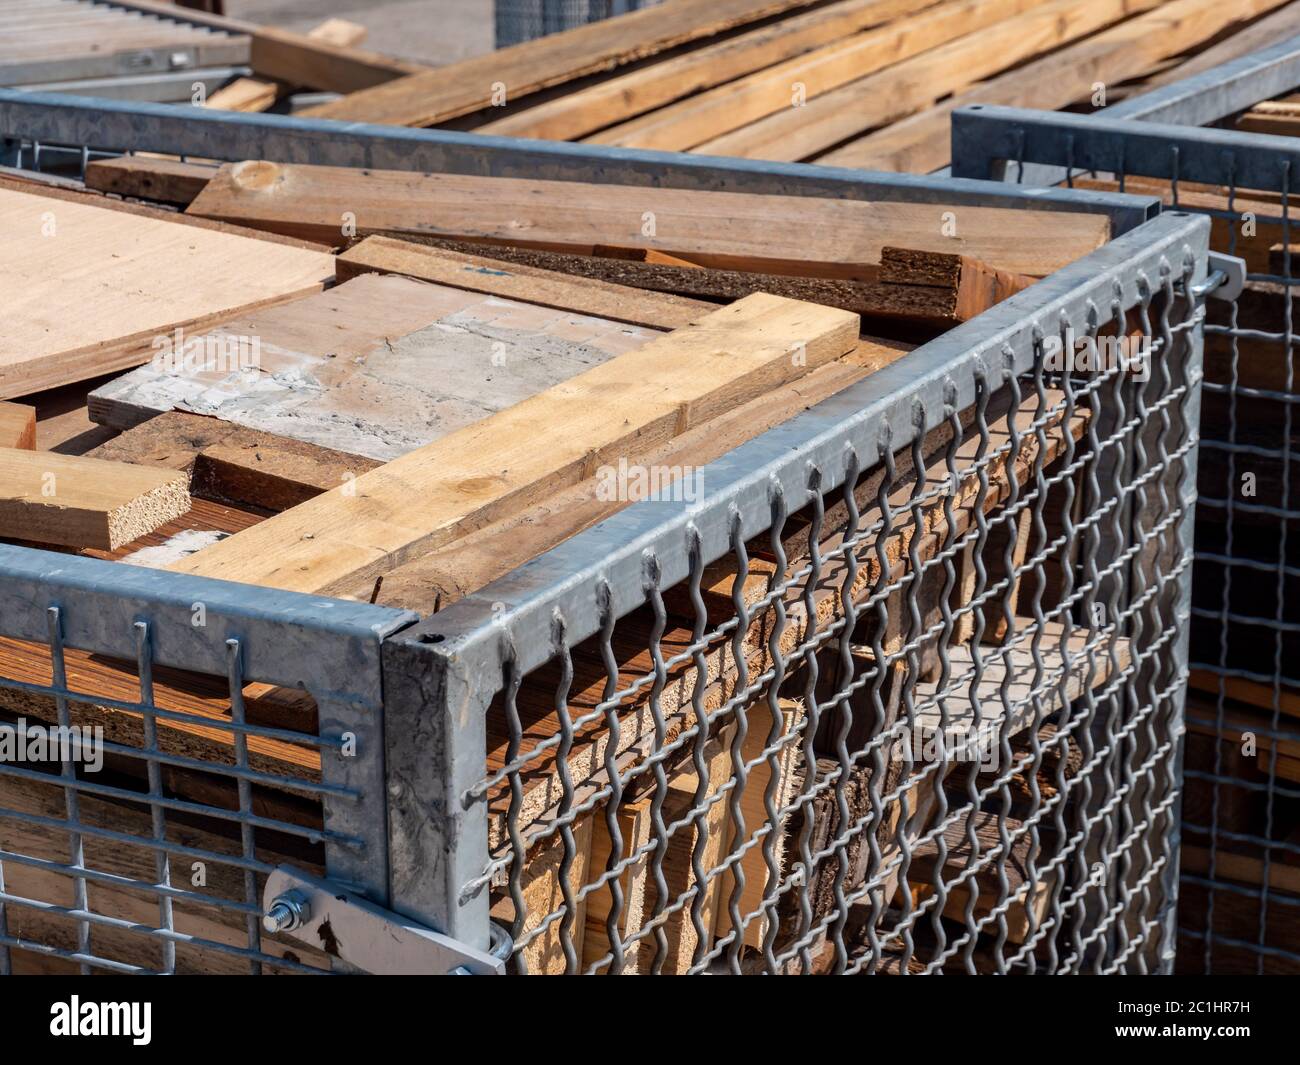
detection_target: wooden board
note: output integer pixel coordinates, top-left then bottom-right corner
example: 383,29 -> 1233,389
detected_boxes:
83,157 -> 216,206
360,233 -> 1031,333
821,0 -> 1289,173
0,448 -> 190,550
246,22 -> 421,94
335,236 -> 710,330
0,184 -> 333,399
165,293 -> 860,595
186,163 -> 1110,278
88,272 -> 666,461
0,401 -> 36,449
299,0 -> 825,125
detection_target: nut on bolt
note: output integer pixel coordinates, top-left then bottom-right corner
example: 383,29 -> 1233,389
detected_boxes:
263,890 -> 311,934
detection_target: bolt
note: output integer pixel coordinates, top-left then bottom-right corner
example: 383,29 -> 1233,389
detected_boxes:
263,890 -> 311,934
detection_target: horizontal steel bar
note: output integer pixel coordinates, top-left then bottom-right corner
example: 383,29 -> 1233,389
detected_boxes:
1106,31 -> 1300,125
0,89 -> 1158,234
0,544 -> 416,697
951,103 -> 1300,193
400,210 -> 1208,681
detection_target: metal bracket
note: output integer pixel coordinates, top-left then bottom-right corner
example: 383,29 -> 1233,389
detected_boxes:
1194,252 -> 1247,302
262,867 -> 509,975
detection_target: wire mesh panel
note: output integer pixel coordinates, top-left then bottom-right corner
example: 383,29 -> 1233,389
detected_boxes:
0,546 -> 415,974
494,0 -> 659,48
386,212 -> 1208,974
952,74 -> 1300,973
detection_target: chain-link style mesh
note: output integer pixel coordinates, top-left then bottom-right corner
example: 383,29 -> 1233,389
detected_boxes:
444,261 -> 1202,973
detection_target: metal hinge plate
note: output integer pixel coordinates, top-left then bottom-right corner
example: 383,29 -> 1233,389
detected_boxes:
1195,252 -> 1247,302
262,867 -> 507,975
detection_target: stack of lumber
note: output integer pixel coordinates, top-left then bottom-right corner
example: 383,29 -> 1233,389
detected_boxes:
258,0 -> 1300,174
1,136 -> 1131,974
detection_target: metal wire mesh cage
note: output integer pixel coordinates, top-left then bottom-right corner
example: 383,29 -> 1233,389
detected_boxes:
951,35 -> 1300,974
0,90 -> 1206,975
393,214 -> 1208,975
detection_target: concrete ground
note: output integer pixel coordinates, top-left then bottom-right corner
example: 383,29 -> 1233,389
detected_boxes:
223,0 -> 496,65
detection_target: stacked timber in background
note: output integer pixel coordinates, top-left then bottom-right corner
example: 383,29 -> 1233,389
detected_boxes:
263,0 -> 1300,173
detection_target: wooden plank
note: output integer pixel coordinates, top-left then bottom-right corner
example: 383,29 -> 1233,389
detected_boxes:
714,698 -> 805,952
877,246 -> 1036,322
357,340 -> 909,612
186,164 -> 1110,278
89,273 -> 666,461
1189,669 -> 1300,723
591,0 -> 1050,152
83,157 -> 215,206
0,184 -> 332,399
247,24 -> 424,93
0,401 -> 36,449
696,0 -> 1172,161
1239,101 -> 1300,136
206,18 -> 369,113
582,798 -> 653,973
299,0 -> 824,125
1135,0 -> 1300,93
335,235 -> 709,330
479,0 -> 933,142
821,0 -> 1289,172
490,815 -> 595,974
165,294 -> 860,595
1073,178 -> 1281,274
0,448 -> 190,550
365,234 -> 1029,331
1182,844 -> 1300,896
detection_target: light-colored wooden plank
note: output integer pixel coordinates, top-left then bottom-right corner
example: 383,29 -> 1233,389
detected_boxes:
0,400 -> 36,449
0,447 -> 190,550
299,0 -> 824,125
0,183 -> 332,399
335,236 -> 709,330
358,340 -> 909,613
186,163 -> 1109,278
591,0 -> 1049,152
695,0 -> 1167,161
480,0 -> 932,142
165,294 -> 859,595
821,0 -> 1290,173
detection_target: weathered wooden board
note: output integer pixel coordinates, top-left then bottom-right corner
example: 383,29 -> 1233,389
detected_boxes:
0,184 -> 333,399
185,163 -> 1110,278
89,273 -> 663,461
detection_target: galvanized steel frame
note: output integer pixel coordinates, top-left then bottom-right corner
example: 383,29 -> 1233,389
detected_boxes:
950,36 -> 1300,974
0,89 -> 1158,234
0,545 -> 416,972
